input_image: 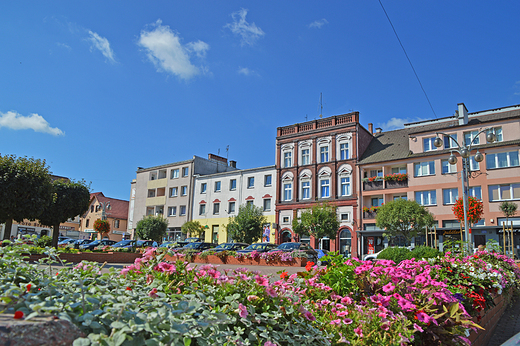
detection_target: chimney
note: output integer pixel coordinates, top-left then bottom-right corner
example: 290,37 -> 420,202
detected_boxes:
375,127 -> 382,134
229,160 -> 237,168
208,153 -> 228,164
458,103 -> 468,125
368,123 -> 373,134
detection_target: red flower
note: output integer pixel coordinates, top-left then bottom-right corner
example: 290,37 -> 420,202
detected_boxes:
126,287 -> 132,291
305,261 -> 315,271
14,311 -> 24,319
26,284 -> 31,292
280,271 -> 288,279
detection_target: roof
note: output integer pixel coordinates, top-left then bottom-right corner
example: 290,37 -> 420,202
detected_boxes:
358,105 -> 520,165
90,192 -> 129,220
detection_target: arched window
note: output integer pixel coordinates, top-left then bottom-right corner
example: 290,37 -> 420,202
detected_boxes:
282,172 -> 294,201
281,144 -> 294,168
336,133 -> 352,161
318,167 -> 332,199
339,228 -> 352,256
317,137 -> 331,163
337,164 -> 353,197
299,169 -> 312,200
299,140 -> 312,166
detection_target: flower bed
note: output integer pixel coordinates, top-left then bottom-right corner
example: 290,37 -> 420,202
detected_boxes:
25,251 -> 142,263
1,244 -> 519,345
164,253 -> 307,266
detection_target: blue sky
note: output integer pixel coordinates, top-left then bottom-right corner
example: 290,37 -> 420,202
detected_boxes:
2,1 -> 520,201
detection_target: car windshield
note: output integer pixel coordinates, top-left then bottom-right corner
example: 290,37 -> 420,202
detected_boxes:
277,243 -> 298,250
184,242 -> 201,249
246,244 -> 266,250
159,242 -> 174,247
136,240 -> 147,246
114,240 -> 133,246
215,243 -> 233,249
88,240 -> 100,245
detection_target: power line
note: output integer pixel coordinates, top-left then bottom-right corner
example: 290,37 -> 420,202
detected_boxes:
378,0 -> 437,118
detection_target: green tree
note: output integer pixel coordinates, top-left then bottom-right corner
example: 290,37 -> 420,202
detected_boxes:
0,155 -> 53,240
376,199 -> 435,241
499,201 -> 518,224
181,220 -> 206,238
226,204 -> 267,244
39,179 -> 91,248
136,215 -> 168,242
292,202 -> 340,247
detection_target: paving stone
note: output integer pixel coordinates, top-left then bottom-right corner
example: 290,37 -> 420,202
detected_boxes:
486,296 -> 520,346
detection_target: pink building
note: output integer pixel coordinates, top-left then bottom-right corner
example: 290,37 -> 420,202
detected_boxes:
357,103 -> 520,257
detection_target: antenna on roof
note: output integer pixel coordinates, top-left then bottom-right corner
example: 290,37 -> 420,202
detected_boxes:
319,93 -> 323,118
226,145 -> 229,161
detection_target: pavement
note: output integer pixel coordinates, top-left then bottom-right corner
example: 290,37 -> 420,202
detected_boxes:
486,294 -> 520,346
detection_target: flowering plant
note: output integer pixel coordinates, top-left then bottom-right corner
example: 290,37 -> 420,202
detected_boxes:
452,197 -> 484,225
93,219 -> 110,235
383,173 -> 408,182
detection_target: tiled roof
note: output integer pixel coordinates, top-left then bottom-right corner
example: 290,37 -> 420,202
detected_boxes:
90,192 -> 129,220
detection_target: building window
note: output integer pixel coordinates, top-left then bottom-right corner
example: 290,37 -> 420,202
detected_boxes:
283,152 -> 292,168
230,179 -> 236,191
415,190 -> 437,206
146,207 -> 154,216
180,206 -> 186,216
320,179 -> 330,198
199,204 -> 206,215
371,197 -> 383,207
443,188 -> 459,205
391,166 -> 407,174
320,146 -> 329,163
464,131 -> 480,146
414,161 -> 435,177
150,172 -> 157,180
182,167 -> 189,177
158,170 -> 167,179
168,206 -> 177,216
148,189 -> 156,198
393,194 -> 407,200
423,137 -> 437,152
263,198 -> 271,211
171,169 -> 179,179
229,201 -> 236,213
283,183 -> 292,201
487,127 -> 503,142
282,216 -> 290,224
215,181 -> 221,192
264,174 -> 272,186
90,205 -> 94,212
489,183 -> 520,201
200,183 -> 207,193
85,219 -> 89,227
301,181 -> 310,200
469,186 -> 482,200
469,156 -> 479,171
444,134 -> 458,149
213,203 -> 220,215
301,148 -> 310,165
181,186 -> 187,196
486,151 -> 520,169
340,213 -> 349,221
247,177 -> 255,188
246,200 -> 253,207
340,177 -> 351,196
441,159 -> 457,174
170,187 -> 178,197
340,143 -> 349,160
114,220 -> 120,228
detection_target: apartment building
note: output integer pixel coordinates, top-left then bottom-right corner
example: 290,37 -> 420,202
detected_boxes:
357,103 -> 520,256
192,166 -> 277,244
275,112 -> 373,257
79,192 -> 129,241
128,154 -> 238,241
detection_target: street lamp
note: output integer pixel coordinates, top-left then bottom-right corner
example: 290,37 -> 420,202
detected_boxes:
99,202 -> 111,221
433,128 -> 496,253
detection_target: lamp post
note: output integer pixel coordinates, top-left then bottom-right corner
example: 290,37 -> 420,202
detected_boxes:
99,202 -> 111,221
433,128 -> 497,253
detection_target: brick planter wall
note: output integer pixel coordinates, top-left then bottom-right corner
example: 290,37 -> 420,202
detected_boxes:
164,254 -> 308,267
469,291 -> 512,346
25,252 -> 142,264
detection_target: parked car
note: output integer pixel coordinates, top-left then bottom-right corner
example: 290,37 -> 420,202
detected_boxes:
58,236 -> 71,243
79,239 -> 117,251
181,242 -> 216,251
202,242 -> 249,253
268,242 -> 318,262
316,249 -> 330,266
73,239 -> 91,249
237,242 -> 278,254
58,238 -> 77,247
363,246 -> 414,261
135,240 -> 158,248
159,241 -> 180,249
111,240 -> 136,248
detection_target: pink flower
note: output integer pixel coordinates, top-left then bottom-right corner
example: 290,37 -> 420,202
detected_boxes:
247,295 -> 259,301
238,303 -> 248,318
303,310 -> 316,321
255,275 -> 269,286
354,326 -> 363,337
413,323 -> 424,332
382,282 -> 395,293
148,288 -> 158,298
265,286 -> 277,298
264,342 -> 277,346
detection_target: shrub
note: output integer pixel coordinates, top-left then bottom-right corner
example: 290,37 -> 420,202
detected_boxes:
377,246 -> 411,263
35,235 -> 52,247
410,246 -> 442,260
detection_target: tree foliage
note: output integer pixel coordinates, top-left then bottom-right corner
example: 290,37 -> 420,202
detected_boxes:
0,155 -> 53,240
292,202 -> 340,244
376,198 -> 435,240
499,201 -> 518,221
136,215 -> 168,242
226,204 -> 267,244
39,179 -> 91,247
181,220 -> 206,238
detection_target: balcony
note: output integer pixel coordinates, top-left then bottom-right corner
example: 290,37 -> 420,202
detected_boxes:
363,180 -> 383,191
385,180 -> 408,189
363,174 -> 408,191
363,209 -> 378,219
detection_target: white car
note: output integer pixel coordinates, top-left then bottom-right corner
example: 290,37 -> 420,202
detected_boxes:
363,246 -> 414,261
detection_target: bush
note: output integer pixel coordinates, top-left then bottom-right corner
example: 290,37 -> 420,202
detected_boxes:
35,235 -> 52,247
377,246 -> 411,263
410,246 -> 443,260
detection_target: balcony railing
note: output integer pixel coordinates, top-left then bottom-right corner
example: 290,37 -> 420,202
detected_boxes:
363,180 -> 383,191
363,210 -> 378,219
362,174 -> 408,191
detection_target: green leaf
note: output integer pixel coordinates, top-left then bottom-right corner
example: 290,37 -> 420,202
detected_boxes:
73,338 -> 91,346
112,331 -> 126,346
184,338 -> 192,346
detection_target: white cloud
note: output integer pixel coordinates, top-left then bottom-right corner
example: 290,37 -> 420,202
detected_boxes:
186,40 -> 210,58
377,117 -> 428,131
224,8 -> 265,46
138,20 -> 208,80
87,31 -> 116,63
238,67 -> 259,77
0,111 -> 64,136
56,42 -> 71,50
309,19 -> 329,29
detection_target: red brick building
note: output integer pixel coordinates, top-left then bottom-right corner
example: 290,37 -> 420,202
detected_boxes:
274,112 -> 373,257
